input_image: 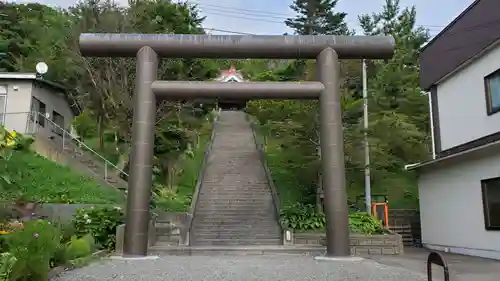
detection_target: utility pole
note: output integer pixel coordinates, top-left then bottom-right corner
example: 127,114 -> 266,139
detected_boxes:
362,59 -> 372,214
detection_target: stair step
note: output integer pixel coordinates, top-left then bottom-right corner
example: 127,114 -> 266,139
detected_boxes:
200,187 -> 271,191
200,184 -> 270,188
193,211 -> 275,215
197,196 -> 273,199
191,227 -> 280,232
192,220 -> 279,226
148,244 -> 325,256
191,235 -> 281,240
190,239 -> 281,246
157,235 -> 180,242
195,203 -> 274,206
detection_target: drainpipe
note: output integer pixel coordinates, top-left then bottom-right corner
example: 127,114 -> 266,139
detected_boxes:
426,91 -> 436,159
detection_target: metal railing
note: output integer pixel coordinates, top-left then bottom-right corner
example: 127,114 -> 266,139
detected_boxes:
2,111 -> 129,184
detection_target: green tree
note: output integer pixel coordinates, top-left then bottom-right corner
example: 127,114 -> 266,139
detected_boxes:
72,110 -> 97,141
355,0 -> 431,207
285,0 -> 350,35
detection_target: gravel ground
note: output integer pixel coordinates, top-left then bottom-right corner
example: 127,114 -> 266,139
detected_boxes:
53,255 -> 428,281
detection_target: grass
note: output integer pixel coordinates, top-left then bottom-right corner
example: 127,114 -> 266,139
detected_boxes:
0,150 -> 125,204
82,138 -> 121,165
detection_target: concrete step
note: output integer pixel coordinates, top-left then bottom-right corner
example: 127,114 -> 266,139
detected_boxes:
195,201 -> 274,206
192,212 -> 275,217
191,221 -> 280,228
191,230 -> 281,237
191,238 -> 281,245
148,244 -> 325,256
156,235 -> 181,243
195,202 -> 274,206
198,195 -> 271,198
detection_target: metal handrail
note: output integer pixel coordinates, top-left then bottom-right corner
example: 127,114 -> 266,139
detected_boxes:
31,111 -> 128,177
2,111 -> 129,178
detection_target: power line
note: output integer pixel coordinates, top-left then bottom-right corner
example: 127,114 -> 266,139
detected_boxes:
188,1 -> 447,31
191,1 -> 500,38
189,1 -> 500,42
200,6 -> 500,39
188,1 -> 291,17
203,28 -> 254,35
202,10 -> 284,24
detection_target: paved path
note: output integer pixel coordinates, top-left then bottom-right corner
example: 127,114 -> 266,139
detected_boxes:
54,255 -> 428,281
53,249 -> 500,281
370,248 -> 500,281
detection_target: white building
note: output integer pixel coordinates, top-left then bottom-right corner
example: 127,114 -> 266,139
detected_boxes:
0,73 -> 80,136
411,0 -> 500,259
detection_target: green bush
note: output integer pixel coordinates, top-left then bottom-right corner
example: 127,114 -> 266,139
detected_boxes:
349,212 -> 390,235
279,203 -> 325,230
72,206 -> 124,250
153,187 -> 190,212
56,221 -> 76,244
7,220 -> 60,281
65,235 -> 92,260
51,243 -> 67,268
279,202 -> 388,234
0,150 -> 124,204
0,252 -> 17,281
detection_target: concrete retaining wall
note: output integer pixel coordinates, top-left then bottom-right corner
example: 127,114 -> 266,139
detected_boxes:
294,232 -> 404,255
0,203 -> 111,222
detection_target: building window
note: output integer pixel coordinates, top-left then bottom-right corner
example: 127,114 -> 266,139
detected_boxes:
51,111 -> 64,136
481,177 -> 500,230
484,69 -> 500,115
30,97 -> 46,127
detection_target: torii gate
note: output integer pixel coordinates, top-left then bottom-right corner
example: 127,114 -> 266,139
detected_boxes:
79,33 -> 395,258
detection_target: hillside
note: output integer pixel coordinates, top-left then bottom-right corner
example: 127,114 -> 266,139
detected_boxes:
0,150 -> 125,204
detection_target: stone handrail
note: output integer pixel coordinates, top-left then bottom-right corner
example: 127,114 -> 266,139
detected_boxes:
184,109 -> 220,244
248,117 -> 283,234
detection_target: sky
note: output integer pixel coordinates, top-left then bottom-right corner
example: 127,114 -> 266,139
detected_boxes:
10,0 -> 475,37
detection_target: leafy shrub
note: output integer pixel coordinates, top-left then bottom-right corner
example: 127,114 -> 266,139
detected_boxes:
349,212 -> 389,235
51,244 -> 67,268
72,206 -> 124,250
7,220 -> 60,281
56,221 -> 76,244
279,203 -> 325,230
153,187 -> 190,212
280,203 -> 388,234
0,252 -> 17,281
65,235 -> 92,260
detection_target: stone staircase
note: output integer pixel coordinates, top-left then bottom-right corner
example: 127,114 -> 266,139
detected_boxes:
189,110 -> 281,246
29,113 -> 128,191
51,135 -> 128,191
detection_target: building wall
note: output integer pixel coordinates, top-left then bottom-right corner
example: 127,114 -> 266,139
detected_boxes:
0,79 -> 75,135
31,82 -> 75,137
419,153 -> 500,259
436,43 -> 500,150
0,80 -> 33,133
